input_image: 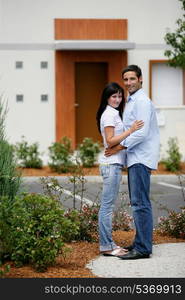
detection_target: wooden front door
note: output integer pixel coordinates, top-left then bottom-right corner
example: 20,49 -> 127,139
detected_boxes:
75,62 -> 107,145
55,50 -> 127,148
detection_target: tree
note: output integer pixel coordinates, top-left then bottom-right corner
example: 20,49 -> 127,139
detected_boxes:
164,0 -> 185,68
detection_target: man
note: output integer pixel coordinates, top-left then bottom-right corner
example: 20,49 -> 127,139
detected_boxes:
105,65 -> 160,259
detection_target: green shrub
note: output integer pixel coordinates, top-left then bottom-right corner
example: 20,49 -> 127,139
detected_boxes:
40,177 -> 132,243
0,141 -> 21,201
40,177 -> 98,241
40,176 -> 99,241
48,136 -> 74,173
0,98 -> 21,277
156,208 -> 185,239
77,137 -> 101,167
65,204 -> 99,242
0,197 -> 13,262
162,137 -> 182,172
0,193 -> 79,272
0,263 -> 10,278
0,99 -> 21,201
14,137 -> 43,168
40,176 -> 64,202
65,204 -> 133,242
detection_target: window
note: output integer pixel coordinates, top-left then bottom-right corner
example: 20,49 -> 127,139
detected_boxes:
16,94 -> 24,102
40,61 -> 48,69
149,60 -> 185,106
15,61 -> 23,69
41,94 -> 48,102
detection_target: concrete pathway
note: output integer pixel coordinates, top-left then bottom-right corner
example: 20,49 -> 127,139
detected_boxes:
86,243 -> 185,278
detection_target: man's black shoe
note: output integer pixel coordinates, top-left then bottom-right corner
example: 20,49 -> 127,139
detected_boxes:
118,249 -> 150,260
123,245 -> 133,251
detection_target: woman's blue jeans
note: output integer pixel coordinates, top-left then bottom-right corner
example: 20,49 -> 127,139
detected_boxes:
128,163 -> 153,254
98,163 -> 122,251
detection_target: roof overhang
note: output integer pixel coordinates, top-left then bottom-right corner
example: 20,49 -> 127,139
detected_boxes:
54,40 -> 135,50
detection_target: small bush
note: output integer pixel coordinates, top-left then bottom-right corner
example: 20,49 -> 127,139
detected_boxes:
14,137 -> 43,168
65,204 -> 99,242
40,177 -> 132,243
77,137 -> 101,167
112,209 -> 133,231
0,99 -> 21,201
0,141 -> 21,201
48,136 -> 74,173
65,204 -> 133,242
0,193 -> 79,272
41,170 -> 87,212
162,137 -> 182,172
40,176 -> 65,204
156,208 -> 185,239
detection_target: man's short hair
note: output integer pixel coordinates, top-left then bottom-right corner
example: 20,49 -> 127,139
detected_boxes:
121,65 -> 142,79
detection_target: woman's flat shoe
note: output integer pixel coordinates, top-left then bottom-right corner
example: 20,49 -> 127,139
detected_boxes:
101,247 -> 127,257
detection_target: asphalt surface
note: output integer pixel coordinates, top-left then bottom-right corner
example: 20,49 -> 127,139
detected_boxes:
21,174 -> 185,227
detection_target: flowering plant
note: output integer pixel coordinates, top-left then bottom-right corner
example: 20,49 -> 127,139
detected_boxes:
156,208 -> 185,239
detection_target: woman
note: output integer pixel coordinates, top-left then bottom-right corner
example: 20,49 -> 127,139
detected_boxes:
96,82 -> 143,256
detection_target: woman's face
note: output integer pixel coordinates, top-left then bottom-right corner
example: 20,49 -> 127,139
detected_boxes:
107,92 -> 122,108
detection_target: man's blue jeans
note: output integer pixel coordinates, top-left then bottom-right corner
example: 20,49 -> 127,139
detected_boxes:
98,163 -> 122,251
128,163 -> 153,254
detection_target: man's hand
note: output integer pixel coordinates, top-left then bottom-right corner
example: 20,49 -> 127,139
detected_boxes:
104,144 -> 126,157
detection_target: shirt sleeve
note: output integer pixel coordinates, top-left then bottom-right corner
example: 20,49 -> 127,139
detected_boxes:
102,112 -> 116,128
121,98 -> 152,149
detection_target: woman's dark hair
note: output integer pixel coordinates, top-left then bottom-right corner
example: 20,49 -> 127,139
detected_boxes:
96,82 -> 125,133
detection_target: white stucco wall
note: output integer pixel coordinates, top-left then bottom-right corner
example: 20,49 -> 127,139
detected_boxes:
0,0 -> 182,43
0,0 -> 184,163
0,50 -> 55,163
128,49 -> 166,93
157,108 -> 185,160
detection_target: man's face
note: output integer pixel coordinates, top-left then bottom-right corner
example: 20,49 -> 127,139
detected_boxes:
122,71 -> 142,95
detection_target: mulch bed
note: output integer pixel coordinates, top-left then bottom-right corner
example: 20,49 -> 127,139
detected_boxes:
4,231 -> 185,278
19,162 -> 185,177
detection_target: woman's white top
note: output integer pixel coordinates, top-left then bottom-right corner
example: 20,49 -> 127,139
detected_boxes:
98,105 -> 126,166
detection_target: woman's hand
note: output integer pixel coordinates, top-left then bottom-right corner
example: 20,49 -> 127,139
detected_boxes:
104,144 -> 125,156
130,120 -> 144,134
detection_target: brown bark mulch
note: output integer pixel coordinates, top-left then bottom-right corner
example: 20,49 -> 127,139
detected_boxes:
19,162 -> 185,177
4,231 -> 185,278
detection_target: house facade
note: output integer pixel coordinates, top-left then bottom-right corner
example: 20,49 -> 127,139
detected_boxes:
0,0 -> 184,163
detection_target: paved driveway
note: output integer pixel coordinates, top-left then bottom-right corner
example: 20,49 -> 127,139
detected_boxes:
21,175 -> 185,227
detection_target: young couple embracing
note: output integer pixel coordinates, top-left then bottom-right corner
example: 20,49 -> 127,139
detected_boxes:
96,65 -> 160,260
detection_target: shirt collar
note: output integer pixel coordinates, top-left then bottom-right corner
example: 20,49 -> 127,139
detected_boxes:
127,88 -> 144,102
107,105 -> 119,114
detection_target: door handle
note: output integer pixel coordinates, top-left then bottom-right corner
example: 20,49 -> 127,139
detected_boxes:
74,103 -> 79,107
